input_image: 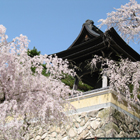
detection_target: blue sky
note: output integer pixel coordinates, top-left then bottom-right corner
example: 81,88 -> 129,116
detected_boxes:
0,0 -> 139,55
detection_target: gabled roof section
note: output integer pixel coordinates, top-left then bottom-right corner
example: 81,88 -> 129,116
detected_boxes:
106,27 -> 140,61
68,20 -> 103,49
55,26 -> 140,62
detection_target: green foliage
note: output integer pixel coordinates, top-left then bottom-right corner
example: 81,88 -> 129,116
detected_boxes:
61,75 -> 75,89
31,66 -> 36,73
27,47 -> 42,75
30,64 -> 50,77
78,81 -> 94,92
41,64 -> 50,77
61,74 -> 94,92
27,46 -> 41,58
129,84 -> 140,100
138,94 -> 140,100
129,84 -> 133,93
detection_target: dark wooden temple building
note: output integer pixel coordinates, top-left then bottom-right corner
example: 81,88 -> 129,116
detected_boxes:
53,20 -> 140,90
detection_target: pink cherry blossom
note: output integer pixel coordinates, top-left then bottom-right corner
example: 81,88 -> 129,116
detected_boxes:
0,25 -> 77,139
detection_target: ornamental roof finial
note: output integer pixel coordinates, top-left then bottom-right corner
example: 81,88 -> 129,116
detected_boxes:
83,19 -> 94,30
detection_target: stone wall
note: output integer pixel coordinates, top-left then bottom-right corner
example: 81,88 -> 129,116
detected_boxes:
23,106 -> 140,140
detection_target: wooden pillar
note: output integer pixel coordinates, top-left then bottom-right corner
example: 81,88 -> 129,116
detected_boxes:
73,76 -> 79,90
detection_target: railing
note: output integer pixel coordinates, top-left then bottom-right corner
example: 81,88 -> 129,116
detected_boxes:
69,86 -> 110,99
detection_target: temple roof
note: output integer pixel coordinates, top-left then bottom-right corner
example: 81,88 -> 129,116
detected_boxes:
53,20 -> 140,88
68,20 -> 103,49
55,20 -> 140,62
